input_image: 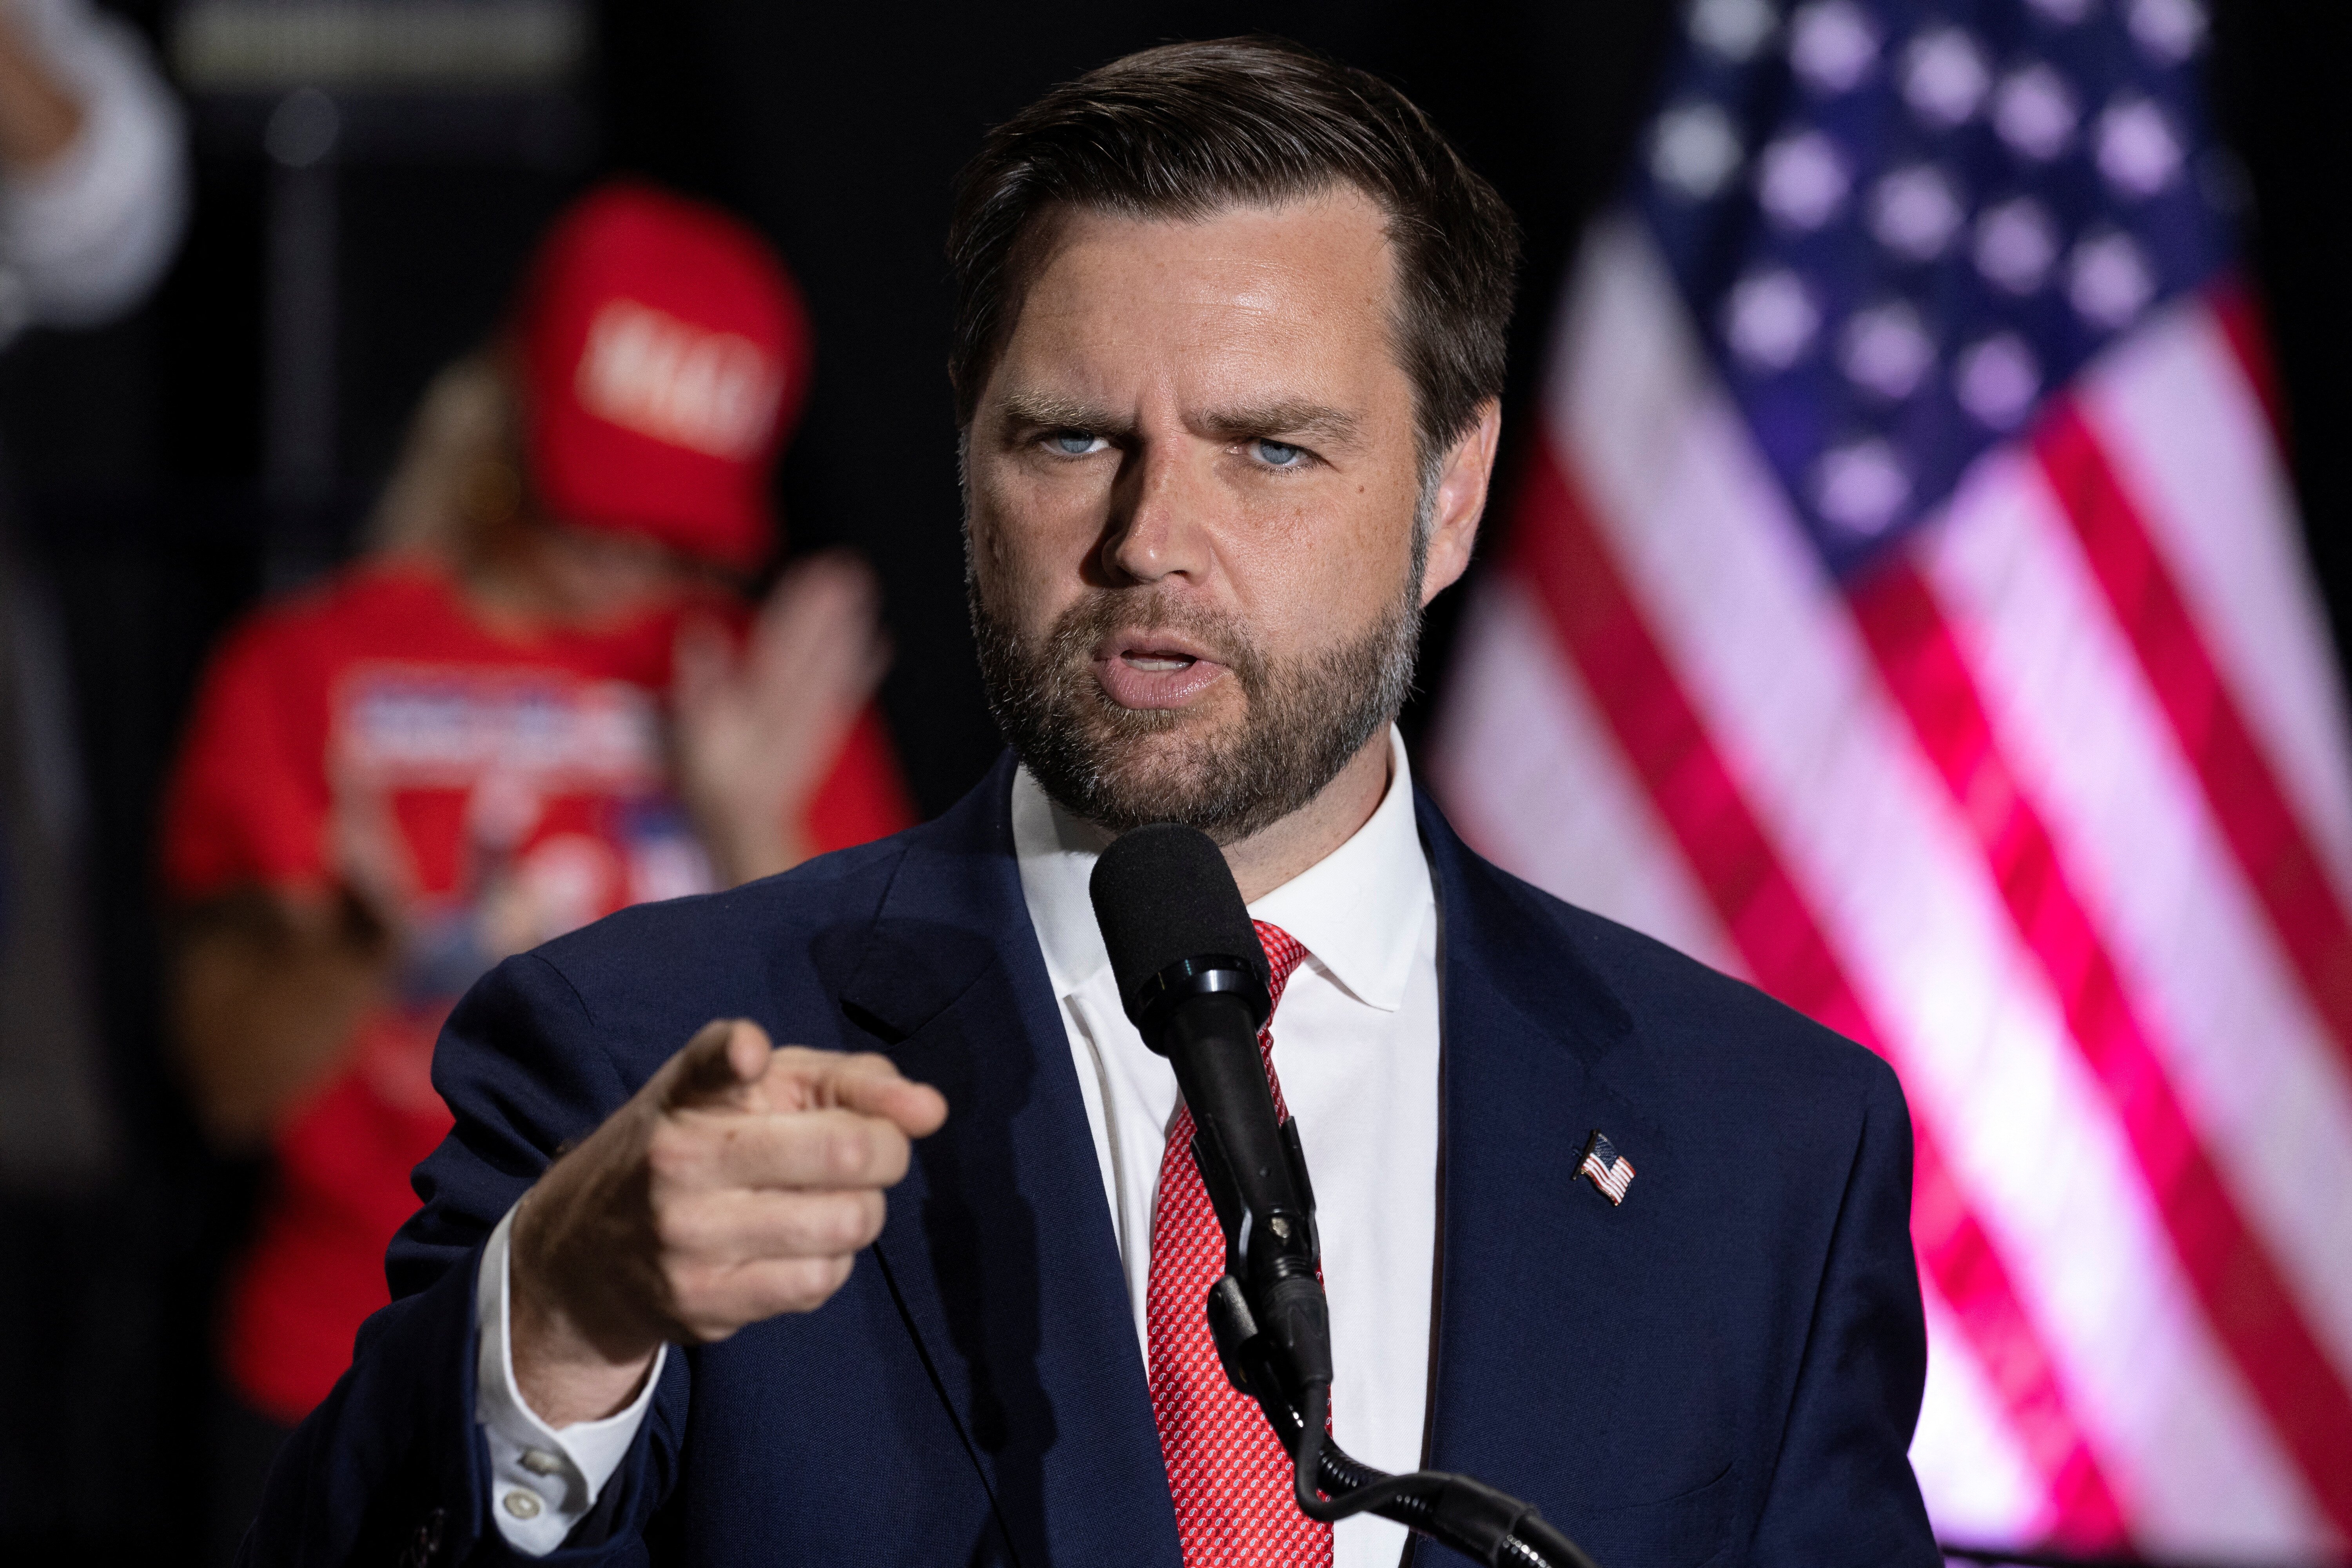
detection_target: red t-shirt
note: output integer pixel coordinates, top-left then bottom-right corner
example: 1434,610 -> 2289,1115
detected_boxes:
162,558 -> 913,1422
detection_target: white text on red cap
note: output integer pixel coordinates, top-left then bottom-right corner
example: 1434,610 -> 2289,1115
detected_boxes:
574,299 -> 784,461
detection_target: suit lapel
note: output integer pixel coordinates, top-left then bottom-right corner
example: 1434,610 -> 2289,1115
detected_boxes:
1414,795 -> 1663,1536
841,757 -> 1181,1568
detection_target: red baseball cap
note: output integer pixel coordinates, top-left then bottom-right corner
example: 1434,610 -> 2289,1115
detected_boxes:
510,180 -> 813,572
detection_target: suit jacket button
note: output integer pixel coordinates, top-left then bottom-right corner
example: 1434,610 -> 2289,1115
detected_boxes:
503,1489 -> 544,1520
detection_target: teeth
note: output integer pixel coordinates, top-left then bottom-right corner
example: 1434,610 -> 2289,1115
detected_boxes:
1128,656 -> 1192,672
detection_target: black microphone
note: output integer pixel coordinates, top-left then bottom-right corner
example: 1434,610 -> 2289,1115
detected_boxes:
1089,821 -> 1333,1392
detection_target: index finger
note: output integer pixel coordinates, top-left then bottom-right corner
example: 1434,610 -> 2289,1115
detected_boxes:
809,1053 -> 948,1139
664,1018 -> 775,1112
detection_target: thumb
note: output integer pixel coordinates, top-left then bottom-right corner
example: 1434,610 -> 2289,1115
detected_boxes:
662,1018 -> 773,1111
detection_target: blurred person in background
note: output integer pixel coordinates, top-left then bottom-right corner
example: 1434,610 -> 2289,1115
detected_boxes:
159,181 -> 911,1552
1,0 -> 188,1181
0,0 -> 184,1553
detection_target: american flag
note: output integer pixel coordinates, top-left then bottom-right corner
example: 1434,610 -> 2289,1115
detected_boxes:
1432,0 -> 2352,1555
1579,1130 -> 1637,1206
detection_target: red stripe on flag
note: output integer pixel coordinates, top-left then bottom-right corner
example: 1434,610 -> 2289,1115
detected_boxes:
2034,395 -> 2352,1096
1507,435 -> 2129,1547
1848,557 -> 2352,1535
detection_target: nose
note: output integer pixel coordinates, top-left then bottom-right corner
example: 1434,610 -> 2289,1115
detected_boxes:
1100,439 -> 1211,587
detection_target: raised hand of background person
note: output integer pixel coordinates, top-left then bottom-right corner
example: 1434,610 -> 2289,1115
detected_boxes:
0,6 -> 85,174
672,552 -> 891,885
0,0 -> 188,336
509,1018 -> 948,1425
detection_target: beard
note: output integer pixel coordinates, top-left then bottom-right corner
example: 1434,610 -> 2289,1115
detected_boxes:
969,564 -> 1424,844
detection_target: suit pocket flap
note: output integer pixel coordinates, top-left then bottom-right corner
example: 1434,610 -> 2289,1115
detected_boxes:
1572,1460 -> 1737,1568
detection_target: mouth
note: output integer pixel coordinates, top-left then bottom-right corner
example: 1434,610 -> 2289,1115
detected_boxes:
1090,631 -> 1232,711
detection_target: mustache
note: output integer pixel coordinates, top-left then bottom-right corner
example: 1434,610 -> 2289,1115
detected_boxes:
1042,587 -> 1267,693
969,560 -> 1424,841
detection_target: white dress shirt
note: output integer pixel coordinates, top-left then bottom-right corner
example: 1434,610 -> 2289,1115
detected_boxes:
477,728 -> 1443,1567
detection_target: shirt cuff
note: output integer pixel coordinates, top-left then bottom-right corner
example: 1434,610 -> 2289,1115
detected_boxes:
474,1203 -> 667,1556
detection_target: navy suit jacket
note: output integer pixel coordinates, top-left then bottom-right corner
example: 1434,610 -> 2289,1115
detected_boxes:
241,755 -> 1938,1568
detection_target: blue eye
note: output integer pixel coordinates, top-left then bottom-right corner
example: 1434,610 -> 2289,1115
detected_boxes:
1253,439 -> 1304,468
1047,432 -> 1103,456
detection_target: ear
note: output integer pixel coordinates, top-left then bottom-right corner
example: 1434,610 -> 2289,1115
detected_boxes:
1419,399 -> 1502,606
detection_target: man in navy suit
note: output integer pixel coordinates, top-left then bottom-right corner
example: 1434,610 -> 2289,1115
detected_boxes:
240,37 -> 1940,1568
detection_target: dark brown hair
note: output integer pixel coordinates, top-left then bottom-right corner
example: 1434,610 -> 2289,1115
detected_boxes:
946,37 -> 1520,471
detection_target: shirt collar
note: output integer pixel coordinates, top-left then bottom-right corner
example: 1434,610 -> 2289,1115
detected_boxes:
1011,727 -> 1434,1014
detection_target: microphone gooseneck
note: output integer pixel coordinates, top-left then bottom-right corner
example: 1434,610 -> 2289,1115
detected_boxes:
1089,823 -> 1601,1568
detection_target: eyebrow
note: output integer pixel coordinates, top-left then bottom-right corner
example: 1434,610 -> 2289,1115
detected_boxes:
1195,399 -> 1363,449
996,390 -> 1129,437
994,388 -> 1365,450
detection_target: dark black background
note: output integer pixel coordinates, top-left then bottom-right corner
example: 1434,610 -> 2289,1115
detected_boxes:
0,2 -> 2343,1559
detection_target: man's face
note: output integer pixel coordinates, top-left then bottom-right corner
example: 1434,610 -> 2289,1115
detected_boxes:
964,189 -> 1482,840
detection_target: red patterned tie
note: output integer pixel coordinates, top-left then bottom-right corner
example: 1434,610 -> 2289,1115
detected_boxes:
1148,920 -> 1332,1567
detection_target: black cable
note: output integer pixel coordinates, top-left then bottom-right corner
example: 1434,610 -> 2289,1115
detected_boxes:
1274,1378 -> 1601,1568
1290,1383 -> 1449,1523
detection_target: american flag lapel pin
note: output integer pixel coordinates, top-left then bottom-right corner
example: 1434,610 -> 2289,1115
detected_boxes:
1577,1130 -> 1635,1207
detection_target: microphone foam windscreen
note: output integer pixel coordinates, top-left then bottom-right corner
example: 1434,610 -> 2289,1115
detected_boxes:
1089,822 -> 1268,1018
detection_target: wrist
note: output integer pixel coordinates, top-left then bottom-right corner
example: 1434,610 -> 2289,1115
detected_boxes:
509,1191 -> 663,1425
510,1281 -> 658,1425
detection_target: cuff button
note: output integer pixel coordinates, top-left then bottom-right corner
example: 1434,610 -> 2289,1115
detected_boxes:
502,1489 -> 543,1521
